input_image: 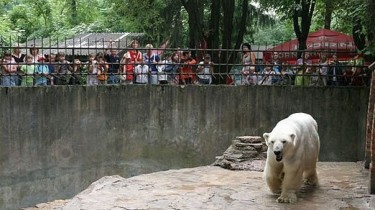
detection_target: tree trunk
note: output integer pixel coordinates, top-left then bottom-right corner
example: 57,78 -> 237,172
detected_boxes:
207,0 -> 221,77
161,0 -> 182,48
207,0 -> 220,52
218,0 -> 235,84
324,0 -> 333,30
70,0 -> 78,25
221,0 -> 235,51
293,0 -> 315,57
234,0 -> 249,54
180,0 -> 205,51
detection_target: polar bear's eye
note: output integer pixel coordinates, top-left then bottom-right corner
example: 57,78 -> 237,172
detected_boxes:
281,140 -> 287,144
270,140 -> 274,144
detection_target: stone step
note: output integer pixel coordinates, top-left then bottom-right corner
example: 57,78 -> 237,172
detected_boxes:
232,140 -> 267,150
236,136 -> 263,143
223,150 -> 260,161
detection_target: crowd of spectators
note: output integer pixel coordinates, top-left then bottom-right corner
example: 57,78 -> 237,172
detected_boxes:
229,43 -> 371,86
0,40 -> 371,87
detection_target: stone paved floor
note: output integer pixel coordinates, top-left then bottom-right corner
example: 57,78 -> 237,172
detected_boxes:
25,162 -> 375,210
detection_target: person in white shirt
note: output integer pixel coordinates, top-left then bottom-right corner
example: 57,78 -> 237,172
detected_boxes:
86,53 -> 98,85
157,57 -> 170,84
134,58 -> 149,84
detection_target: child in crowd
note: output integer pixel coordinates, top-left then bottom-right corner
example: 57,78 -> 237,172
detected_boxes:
157,54 -> 172,85
258,62 -> 276,85
164,52 -> 181,85
87,53 -> 98,85
134,57 -> 149,84
121,39 -> 142,84
179,50 -> 196,85
20,55 -> 36,86
196,54 -> 213,85
71,59 -> 85,85
55,52 -> 72,85
1,51 -> 19,86
96,54 -> 108,85
35,57 -> 49,86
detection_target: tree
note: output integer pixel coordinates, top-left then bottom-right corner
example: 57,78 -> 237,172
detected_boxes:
338,0 -> 375,58
252,19 -> 295,45
180,0 -> 273,83
258,0 -> 316,55
323,0 -> 333,29
69,0 -> 78,26
180,0 -> 205,50
293,0 -> 316,52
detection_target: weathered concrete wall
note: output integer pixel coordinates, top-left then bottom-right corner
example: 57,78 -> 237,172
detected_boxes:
0,85 -> 369,210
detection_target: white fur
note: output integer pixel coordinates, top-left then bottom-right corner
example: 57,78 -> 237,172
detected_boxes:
263,113 -> 320,203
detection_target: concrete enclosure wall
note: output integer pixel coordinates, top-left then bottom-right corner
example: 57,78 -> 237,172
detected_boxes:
0,85 -> 369,210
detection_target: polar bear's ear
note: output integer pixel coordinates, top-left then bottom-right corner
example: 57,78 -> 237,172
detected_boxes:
263,133 -> 270,145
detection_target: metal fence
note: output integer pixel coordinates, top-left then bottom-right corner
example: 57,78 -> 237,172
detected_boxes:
0,36 -> 371,87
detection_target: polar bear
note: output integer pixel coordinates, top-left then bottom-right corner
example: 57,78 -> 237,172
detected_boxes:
263,113 -> 320,203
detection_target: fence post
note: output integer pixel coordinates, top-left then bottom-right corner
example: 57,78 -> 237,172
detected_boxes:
368,62 -> 375,193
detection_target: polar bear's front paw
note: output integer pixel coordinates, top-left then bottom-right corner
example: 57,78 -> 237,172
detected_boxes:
277,192 -> 297,203
304,178 -> 317,186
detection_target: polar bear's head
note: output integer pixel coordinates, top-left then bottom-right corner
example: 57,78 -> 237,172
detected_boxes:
263,132 -> 296,162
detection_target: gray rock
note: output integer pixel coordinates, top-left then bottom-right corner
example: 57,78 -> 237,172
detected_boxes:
24,162 -> 375,210
236,136 -> 263,143
214,136 -> 267,169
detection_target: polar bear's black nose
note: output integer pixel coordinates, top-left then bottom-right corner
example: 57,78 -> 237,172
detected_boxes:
274,151 -> 281,156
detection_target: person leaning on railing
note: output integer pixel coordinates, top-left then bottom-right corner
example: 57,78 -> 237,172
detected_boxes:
71,59 -> 86,85
318,54 -> 328,86
86,53 -> 99,86
156,53 -> 172,85
196,53 -> 214,85
34,57 -> 49,86
121,39 -> 143,85
20,55 -> 35,87
351,53 -> 370,86
1,51 -> 19,87
143,44 -> 161,85
96,53 -> 109,85
327,53 -> 344,86
179,50 -> 196,85
295,51 -> 312,86
55,52 -> 73,85
162,52 -> 180,85
12,46 -> 26,86
258,61 -> 276,85
241,43 -> 256,85
104,48 -> 121,84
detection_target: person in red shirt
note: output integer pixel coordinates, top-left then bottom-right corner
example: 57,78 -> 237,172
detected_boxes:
179,50 -> 196,85
121,39 -> 143,84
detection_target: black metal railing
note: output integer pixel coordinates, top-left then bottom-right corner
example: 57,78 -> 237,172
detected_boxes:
0,37 -> 371,87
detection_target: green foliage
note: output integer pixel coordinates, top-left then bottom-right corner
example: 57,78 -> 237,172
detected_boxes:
251,19 -> 295,45
256,0 -> 296,18
108,0 -> 166,43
